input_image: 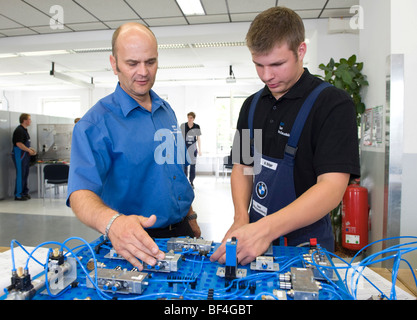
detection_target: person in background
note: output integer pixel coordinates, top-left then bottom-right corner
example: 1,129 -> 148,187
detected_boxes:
181,112 -> 202,188
12,113 -> 36,201
210,7 -> 360,266
67,22 -> 200,270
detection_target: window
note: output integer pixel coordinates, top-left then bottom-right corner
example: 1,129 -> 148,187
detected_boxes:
215,95 -> 247,153
41,97 -> 80,118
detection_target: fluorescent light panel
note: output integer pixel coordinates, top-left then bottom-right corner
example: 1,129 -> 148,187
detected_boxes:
176,0 -> 205,16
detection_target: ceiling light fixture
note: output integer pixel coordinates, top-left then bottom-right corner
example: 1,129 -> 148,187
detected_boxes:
50,62 -> 95,89
176,0 -> 205,16
19,50 -> 70,57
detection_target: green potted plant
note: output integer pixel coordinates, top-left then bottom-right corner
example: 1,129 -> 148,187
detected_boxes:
318,54 -> 369,126
318,54 -> 369,253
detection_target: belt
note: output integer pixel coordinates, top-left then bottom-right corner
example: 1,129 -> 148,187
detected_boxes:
147,219 -> 185,232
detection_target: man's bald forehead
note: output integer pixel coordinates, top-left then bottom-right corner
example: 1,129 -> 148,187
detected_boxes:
111,22 -> 156,56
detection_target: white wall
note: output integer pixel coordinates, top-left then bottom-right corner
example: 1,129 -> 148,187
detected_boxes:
359,0 -> 417,266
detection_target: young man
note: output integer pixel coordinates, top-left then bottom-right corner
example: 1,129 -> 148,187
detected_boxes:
181,112 -> 202,188
12,113 -> 37,200
67,23 -> 200,270
211,7 -> 360,266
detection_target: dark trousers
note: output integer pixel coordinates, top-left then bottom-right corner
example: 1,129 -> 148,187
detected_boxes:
184,164 -> 196,184
12,147 -> 30,198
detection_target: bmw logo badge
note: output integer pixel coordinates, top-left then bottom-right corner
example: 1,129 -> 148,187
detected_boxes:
256,181 -> 267,199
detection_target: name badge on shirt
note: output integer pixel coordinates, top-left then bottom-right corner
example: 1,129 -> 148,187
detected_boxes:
252,200 -> 268,216
261,158 -> 278,171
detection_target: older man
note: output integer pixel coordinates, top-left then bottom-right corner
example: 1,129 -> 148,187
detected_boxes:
67,23 -> 200,270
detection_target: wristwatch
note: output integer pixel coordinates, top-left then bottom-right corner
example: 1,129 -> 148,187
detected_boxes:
185,213 -> 197,221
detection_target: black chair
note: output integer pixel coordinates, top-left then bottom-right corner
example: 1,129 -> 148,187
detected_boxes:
43,164 -> 69,200
223,155 -> 233,178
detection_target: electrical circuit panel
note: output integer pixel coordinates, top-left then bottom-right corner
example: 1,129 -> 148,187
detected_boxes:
3,236 -> 354,301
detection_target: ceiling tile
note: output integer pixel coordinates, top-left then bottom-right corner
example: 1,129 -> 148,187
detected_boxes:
126,0 -> 183,19
0,0 -> 51,27
200,0 -> 228,15
104,20 -> 146,29
327,0 -> 359,9
145,17 -> 188,27
296,10 -> 322,19
227,0 -> 276,13
74,0 -> 140,21
279,0 -> 327,10
65,22 -> 109,31
187,14 -> 230,25
0,27 -> 38,37
230,13 -> 259,22
0,15 -> 22,29
24,0 -> 99,24
30,25 -> 73,34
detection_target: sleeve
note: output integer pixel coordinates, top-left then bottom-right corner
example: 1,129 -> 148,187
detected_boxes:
312,88 -> 361,178
12,127 -> 25,145
66,120 -> 112,207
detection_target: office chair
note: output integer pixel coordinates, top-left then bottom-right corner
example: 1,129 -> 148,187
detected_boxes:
223,155 -> 233,179
43,164 -> 69,200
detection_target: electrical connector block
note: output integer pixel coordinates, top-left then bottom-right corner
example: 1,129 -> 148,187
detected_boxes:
86,266 -> 149,295
167,237 -> 213,255
250,256 -> 279,272
288,267 -> 321,300
142,250 -> 182,273
104,248 -> 124,260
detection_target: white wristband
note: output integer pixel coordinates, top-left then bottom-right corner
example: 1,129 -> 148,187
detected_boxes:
104,213 -> 122,238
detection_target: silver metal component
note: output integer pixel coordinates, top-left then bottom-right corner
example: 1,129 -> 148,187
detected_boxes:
6,257 -> 77,300
290,267 -> 320,300
273,289 -> 288,300
142,250 -> 182,273
250,256 -> 279,272
303,248 -> 337,281
167,237 -> 213,255
216,267 -> 247,278
86,268 -> 149,295
104,248 -> 124,260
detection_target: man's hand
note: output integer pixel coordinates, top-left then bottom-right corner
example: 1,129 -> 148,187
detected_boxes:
108,214 -> 165,270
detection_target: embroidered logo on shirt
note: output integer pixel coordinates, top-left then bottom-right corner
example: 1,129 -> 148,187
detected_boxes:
256,181 -> 268,199
278,121 -> 290,137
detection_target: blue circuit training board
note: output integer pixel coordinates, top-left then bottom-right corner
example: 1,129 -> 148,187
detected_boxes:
5,236 -> 353,301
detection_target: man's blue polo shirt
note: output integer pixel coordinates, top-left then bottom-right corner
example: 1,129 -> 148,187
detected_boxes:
67,83 -> 194,228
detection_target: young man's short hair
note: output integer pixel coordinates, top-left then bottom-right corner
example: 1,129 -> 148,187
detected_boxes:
246,7 -> 305,58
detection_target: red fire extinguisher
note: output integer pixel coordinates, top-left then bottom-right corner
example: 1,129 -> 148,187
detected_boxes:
341,180 -> 369,251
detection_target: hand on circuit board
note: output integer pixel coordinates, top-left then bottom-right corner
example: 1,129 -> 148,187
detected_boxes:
107,214 -> 165,270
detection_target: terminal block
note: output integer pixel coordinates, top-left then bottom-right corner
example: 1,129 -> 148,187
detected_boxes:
142,250 -> 182,273
104,248 -> 124,260
167,237 -> 213,255
279,267 -> 321,300
250,256 -> 279,272
86,266 -> 149,295
6,254 -> 77,300
303,240 -> 336,281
